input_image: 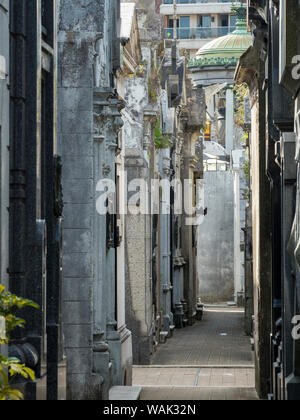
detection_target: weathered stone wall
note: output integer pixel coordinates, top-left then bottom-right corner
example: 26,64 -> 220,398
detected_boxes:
197,170 -> 235,303
124,107 -> 157,364
125,211 -> 153,363
58,0 -> 124,400
58,7 -> 97,397
122,0 -> 162,364
133,0 -> 162,42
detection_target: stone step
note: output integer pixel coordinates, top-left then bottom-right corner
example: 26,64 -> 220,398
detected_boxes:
139,386 -> 258,401
109,386 -> 142,401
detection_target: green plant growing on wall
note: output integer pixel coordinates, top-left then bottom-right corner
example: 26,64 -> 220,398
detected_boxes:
0,284 -> 39,400
240,131 -> 248,146
234,83 -> 249,128
129,60 -> 148,78
233,82 -> 251,203
154,121 -> 172,150
148,78 -> 158,103
148,48 -> 165,104
243,189 -> 250,204
148,65 -> 162,103
243,159 -> 250,179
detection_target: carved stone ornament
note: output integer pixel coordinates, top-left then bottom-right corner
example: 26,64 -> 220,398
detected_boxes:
102,163 -> 111,176
93,89 -> 125,145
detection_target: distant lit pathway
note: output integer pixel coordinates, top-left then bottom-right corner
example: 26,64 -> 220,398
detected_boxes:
151,307 -> 253,365
133,307 -> 258,400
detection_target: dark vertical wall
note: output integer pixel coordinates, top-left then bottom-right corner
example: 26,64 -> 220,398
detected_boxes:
244,205 -> 253,335
0,0 -> 9,290
252,80 -> 272,400
0,0 -> 10,367
9,0 -> 63,400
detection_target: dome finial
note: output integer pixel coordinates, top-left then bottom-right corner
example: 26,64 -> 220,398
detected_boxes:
231,2 -> 247,35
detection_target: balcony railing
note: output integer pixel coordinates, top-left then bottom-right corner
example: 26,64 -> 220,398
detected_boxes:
164,26 -> 235,39
162,0 -> 233,4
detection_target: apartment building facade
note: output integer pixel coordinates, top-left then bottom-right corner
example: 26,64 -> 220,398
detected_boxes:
159,0 -> 241,54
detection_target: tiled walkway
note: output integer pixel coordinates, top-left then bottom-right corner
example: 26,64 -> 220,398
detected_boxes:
151,307 -> 254,365
139,387 -> 258,400
133,307 -> 258,400
133,367 -> 255,387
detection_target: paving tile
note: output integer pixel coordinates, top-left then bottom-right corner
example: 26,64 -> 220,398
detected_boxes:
157,374 -> 173,386
171,375 -> 186,386
183,375 -> 196,386
139,387 -> 258,401
210,376 -> 223,387
210,388 -> 227,400
197,376 -> 211,387
133,308 -> 257,400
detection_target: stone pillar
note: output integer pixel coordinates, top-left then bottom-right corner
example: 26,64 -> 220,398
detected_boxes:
172,133 -> 186,328
181,129 -> 199,326
250,84 -> 272,400
225,87 -> 234,154
116,123 -> 133,386
232,150 -> 246,304
234,169 -> 241,303
160,149 -> 174,337
124,110 -> 157,364
93,90 -> 124,397
144,112 -> 157,344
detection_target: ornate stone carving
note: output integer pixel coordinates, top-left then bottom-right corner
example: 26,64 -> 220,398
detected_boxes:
93,89 -> 125,149
102,163 -> 111,176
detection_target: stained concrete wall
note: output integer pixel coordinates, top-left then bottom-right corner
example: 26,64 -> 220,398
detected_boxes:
197,170 -> 235,303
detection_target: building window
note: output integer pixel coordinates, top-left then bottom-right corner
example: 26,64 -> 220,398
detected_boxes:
179,16 -> 190,27
219,14 -> 229,27
197,15 -> 212,28
179,16 -> 190,38
168,17 -> 179,28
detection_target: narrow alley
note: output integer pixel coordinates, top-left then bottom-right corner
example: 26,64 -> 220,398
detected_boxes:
132,307 -> 258,400
1,0 -> 300,403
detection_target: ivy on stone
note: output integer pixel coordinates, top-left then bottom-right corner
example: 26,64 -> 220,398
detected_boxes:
0,284 -> 39,400
154,122 -> 172,150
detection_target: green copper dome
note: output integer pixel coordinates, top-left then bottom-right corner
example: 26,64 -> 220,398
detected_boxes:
188,4 -> 252,68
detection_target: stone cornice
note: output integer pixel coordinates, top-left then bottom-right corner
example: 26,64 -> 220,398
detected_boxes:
189,57 -> 239,69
